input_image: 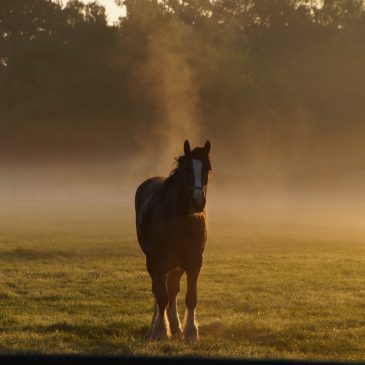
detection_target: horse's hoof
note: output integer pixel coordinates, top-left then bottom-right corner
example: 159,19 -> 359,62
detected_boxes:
170,326 -> 183,337
183,327 -> 199,342
169,320 -> 182,337
149,314 -> 171,340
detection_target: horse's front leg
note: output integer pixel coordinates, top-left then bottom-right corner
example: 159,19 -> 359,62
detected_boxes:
150,270 -> 171,340
183,263 -> 202,341
167,268 -> 184,336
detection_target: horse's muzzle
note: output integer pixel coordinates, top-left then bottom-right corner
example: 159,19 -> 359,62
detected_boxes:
192,189 -> 206,213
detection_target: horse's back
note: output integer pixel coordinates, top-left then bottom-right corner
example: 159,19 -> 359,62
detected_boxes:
135,177 -> 165,255
135,177 -> 164,210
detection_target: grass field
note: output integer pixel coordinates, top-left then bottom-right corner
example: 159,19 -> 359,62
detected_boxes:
0,202 -> 364,360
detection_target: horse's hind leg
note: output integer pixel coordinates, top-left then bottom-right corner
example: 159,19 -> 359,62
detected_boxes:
167,267 -> 184,336
150,269 -> 171,340
151,297 -> 158,327
145,296 -> 157,338
146,257 -> 158,337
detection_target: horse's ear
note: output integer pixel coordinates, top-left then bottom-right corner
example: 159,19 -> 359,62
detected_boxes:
184,140 -> 191,155
204,140 -> 211,154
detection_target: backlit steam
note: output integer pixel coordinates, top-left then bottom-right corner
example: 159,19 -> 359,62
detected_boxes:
138,20 -> 201,168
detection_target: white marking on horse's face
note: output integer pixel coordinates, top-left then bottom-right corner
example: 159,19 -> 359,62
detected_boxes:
192,159 -> 202,188
192,159 -> 204,208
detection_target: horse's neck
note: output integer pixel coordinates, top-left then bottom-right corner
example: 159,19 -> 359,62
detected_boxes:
165,170 -> 189,216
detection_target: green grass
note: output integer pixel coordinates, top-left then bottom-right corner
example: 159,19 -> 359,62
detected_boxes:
0,216 -> 364,360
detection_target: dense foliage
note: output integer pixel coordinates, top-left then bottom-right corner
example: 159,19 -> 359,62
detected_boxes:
1,0 -> 365,166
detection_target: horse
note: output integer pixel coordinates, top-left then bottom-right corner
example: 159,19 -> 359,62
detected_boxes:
135,139 -> 212,341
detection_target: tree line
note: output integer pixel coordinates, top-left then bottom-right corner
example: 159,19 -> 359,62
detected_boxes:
1,0 -> 365,165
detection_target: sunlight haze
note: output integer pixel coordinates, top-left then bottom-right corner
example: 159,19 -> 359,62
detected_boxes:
60,0 -> 125,24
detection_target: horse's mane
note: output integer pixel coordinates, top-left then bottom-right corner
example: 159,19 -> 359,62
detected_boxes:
157,155 -> 185,196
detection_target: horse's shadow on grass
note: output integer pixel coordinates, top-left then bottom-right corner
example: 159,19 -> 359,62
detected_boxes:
136,321 -> 273,344
27,321 -> 272,341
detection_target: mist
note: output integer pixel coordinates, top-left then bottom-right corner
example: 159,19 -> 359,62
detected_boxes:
2,0 -> 365,239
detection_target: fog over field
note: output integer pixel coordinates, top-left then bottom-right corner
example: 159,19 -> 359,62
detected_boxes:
2,0 -> 365,237
1,148 -> 365,238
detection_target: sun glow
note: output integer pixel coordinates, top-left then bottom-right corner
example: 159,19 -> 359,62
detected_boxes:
59,0 -> 126,24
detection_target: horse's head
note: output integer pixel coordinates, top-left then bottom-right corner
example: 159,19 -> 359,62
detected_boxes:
181,139 -> 212,214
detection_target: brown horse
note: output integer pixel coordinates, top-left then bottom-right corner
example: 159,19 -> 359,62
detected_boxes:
135,140 -> 212,340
